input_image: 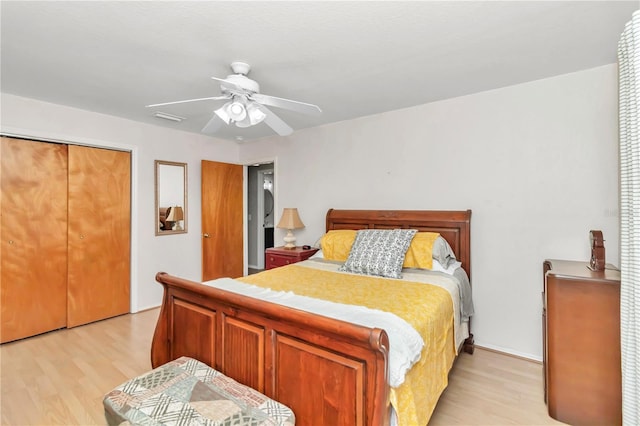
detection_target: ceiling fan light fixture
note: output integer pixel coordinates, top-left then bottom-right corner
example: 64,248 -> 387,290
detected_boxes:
246,102 -> 266,125
214,102 -> 232,124
227,101 -> 247,122
235,102 -> 266,128
235,117 -> 252,128
150,62 -> 320,137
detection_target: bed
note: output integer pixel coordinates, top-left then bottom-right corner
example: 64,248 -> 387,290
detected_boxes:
151,209 -> 473,425
158,206 -> 171,230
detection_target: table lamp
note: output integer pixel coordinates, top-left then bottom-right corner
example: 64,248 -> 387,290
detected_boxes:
166,206 -> 184,231
276,208 -> 305,249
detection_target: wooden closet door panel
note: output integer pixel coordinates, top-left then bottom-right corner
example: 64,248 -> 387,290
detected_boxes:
1,137 -> 68,343
201,160 -> 243,281
67,145 -> 130,327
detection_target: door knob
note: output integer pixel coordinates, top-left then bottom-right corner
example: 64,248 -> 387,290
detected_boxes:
203,233 -> 210,238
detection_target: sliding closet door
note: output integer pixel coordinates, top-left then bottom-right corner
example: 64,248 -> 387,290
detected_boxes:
67,145 -> 131,327
0,137 -> 68,343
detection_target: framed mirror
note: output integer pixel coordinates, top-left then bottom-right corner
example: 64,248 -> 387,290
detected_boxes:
155,160 -> 187,236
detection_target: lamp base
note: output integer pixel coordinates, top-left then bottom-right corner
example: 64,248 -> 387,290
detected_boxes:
283,230 -> 296,249
173,222 -> 183,231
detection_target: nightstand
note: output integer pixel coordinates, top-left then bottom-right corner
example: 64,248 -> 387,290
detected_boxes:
265,246 -> 319,270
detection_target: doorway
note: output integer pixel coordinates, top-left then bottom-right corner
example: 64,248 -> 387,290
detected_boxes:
247,163 -> 275,272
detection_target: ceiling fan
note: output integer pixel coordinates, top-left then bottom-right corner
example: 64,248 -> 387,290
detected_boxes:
146,62 -> 322,136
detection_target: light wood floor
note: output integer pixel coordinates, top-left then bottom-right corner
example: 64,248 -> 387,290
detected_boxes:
430,349 -> 564,425
0,308 -> 564,425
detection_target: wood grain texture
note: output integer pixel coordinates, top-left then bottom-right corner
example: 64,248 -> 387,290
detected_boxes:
275,335 -> 366,426
153,210 -> 473,425
152,271 -> 390,426
171,299 -> 216,366
201,160 -> 243,281
325,209 -> 472,281
67,145 -> 131,327
0,309 -> 157,425
265,246 -> 319,270
220,315 -> 265,391
0,309 -> 563,426
544,259 -> 622,425
429,348 -> 564,426
1,137 -> 68,343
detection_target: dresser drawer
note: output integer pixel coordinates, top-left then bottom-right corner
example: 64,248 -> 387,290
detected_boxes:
265,246 -> 318,270
266,253 -> 295,269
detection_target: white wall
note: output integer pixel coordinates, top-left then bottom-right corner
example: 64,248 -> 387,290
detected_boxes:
1,93 -> 241,311
239,64 -> 620,360
1,64 -> 620,359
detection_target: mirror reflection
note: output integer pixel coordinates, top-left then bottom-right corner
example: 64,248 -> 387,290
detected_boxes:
155,160 -> 187,235
264,174 -> 274,227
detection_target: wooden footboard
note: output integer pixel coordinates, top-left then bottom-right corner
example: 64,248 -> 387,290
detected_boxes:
151,272 -> 391,426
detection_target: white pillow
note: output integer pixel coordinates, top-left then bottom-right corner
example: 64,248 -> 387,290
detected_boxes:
432,237 -> 457,268
431,259 -> 462,275
310,249 -> 324,259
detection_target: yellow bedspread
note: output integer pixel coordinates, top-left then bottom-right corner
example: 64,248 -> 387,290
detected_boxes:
238,262 -> 456,425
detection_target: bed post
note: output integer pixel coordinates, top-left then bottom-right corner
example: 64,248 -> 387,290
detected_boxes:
462,209 -> 474,354
150,272 -> 171,368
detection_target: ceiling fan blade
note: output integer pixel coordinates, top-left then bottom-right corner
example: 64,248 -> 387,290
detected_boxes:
211,76 -> 245,92
255,104 -> 293,136
202,115 -> 224,134
251,93 -> 321,116
146,95 -> 229,108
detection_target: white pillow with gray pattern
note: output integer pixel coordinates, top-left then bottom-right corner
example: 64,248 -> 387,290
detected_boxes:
339,229 -> 417,279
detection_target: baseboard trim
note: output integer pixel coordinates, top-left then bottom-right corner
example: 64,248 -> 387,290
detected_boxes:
134,304 -> 161,314
475,343 -> 542,364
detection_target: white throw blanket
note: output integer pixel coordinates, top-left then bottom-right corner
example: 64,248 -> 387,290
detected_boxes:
204,277 -> 424,387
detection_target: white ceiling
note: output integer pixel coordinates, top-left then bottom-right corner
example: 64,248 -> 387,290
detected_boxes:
1,1 -> 637,143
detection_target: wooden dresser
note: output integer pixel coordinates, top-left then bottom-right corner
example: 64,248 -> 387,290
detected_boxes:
542,259 -> 621,425
265,246 -> 318,270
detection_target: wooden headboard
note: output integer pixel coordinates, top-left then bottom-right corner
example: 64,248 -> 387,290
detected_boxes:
159,206 -> 171,230
326,209 -> 472,280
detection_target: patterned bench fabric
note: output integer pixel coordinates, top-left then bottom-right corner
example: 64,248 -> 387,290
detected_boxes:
104,357 -> 295,426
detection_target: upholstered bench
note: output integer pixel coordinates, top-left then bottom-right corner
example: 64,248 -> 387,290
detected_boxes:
104,356 -> 295,425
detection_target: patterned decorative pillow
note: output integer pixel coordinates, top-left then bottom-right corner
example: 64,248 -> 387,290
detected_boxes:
339,229 -> 418,279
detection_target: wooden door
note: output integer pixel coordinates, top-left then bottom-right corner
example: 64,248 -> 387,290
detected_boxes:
67,145 -> 130,327
0,137 -> 68,343
202,160 -> 243,281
